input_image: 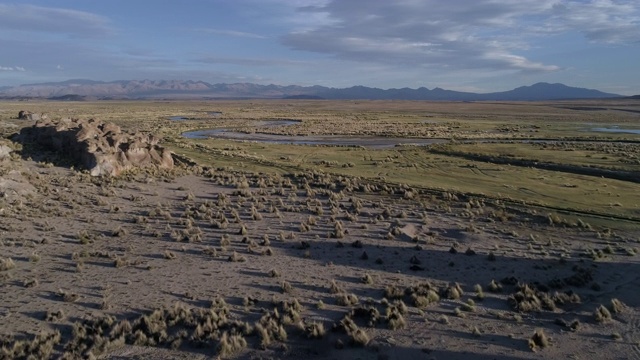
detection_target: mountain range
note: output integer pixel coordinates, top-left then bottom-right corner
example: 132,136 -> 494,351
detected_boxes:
0,79 -> 626,101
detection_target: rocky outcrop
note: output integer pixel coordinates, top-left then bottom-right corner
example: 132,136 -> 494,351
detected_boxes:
0,139 -> 12,161
16,118 -> 174,176
18,111 -> 47,121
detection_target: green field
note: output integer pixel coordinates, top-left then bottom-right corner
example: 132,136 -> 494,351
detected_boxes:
3,98 -> 640,224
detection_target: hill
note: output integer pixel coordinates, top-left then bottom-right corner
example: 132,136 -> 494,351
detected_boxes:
0,80 -> 621,101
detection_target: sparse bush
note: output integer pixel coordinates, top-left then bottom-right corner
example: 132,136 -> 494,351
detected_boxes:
268,269 -> 281,277
350,328 -> 369,346
528,329 -> 549,351
218,332 -> 247,356
0,257 -> 16,271
330,280 -> 344,294
444,283 -> 463,299
29,252 -> 41,263
24,278 -> 39,288
362,273 -> 373,284
304,321 -> 326,339
336,293 -> 359,306
487,279 -> 503,293
111,226 -> 127,237
45,309 -> 65,322
610,298 -> 625,314
228,251 -> 247,262
281,280 -> 293,293
594,304 -> 612,323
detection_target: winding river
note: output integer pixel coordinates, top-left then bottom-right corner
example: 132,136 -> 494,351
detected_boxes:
181,119 -> 447,148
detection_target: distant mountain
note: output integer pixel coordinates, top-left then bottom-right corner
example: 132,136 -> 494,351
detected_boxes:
48,94 -> 92,101
0,80 -> 622,101
474,82 -> 620,101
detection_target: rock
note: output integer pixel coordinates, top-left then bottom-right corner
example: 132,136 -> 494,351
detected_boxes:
0,170 -> 36,202
0,144 -> 11,161
18,111 -> 47,121
16,118 -> 174,176
398,224 -> 418,242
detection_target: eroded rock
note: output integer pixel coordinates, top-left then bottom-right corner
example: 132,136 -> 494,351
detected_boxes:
0,143 -> 11,161
18,111 -> 47,121
16,118 -> 174,176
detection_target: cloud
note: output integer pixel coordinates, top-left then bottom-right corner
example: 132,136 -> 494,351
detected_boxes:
281,0 -> 638,74
196,56 -> 307,67
0,65 -> 26,71
194,28 -> 267,39
0,4 -> 112,37
551,0 -> 640,43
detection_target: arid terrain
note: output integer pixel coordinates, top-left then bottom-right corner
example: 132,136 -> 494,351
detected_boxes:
1,99 -> 640,359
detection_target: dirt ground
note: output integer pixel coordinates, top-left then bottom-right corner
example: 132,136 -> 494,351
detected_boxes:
1,149 -> 639,360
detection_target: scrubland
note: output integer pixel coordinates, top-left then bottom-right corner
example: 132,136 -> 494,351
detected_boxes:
0,99 -> 639,359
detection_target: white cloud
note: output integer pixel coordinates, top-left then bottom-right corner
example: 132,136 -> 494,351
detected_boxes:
197,56 -> 308,67
194,28 -> 267,39
280,0 -> 639,74
0,4 -> 112,37
551,0 -> 640,43
0,65 -> 25,71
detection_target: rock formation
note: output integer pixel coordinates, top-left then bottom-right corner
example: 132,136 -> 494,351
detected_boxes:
16,118 -> 174,176
18,111 -> 47,121
0,142 -> 12,161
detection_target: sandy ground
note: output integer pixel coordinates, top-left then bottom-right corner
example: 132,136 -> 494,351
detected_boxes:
1,155 -> 640,359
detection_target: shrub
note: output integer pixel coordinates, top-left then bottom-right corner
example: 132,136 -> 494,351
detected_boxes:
336,293 -> 359,306
594,305 -> 612,323
218,332 -> 247,356
362,273 -> 373,284
350,328 -> 369,346
0,257 -> 16,271
268,269 -> 281,277
610,298 -> 625,314
228,251 -> 247,262
528,329 -> 549,351
281,281 -> 293,293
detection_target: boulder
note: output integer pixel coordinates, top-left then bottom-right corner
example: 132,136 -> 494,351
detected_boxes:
0,142 -> 11,161
18,111 -> 47,121
398,223 -> 418,242
16,118 -> 174,176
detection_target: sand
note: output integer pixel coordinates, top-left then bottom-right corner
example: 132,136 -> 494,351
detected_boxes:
0,154 -> 639,359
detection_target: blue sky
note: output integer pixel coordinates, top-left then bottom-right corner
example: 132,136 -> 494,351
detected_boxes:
1,0 -> 639,94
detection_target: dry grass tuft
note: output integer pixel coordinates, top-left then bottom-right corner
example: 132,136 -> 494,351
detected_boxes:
528,329 -> 549,351
0,257 -> 16,271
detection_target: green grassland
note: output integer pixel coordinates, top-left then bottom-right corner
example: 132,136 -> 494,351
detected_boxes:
2,98 -> 640,224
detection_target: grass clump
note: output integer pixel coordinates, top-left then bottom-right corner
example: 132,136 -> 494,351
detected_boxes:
228,251 -> 247,262
304,321 -> 326,339
0,257 -> 16,271
268,269 -> 281,278
444,282 -> 464,299
594,304 -> 612,323
528,329 -> 549,351
487,279 -> 503,293
336,293 -> 359,306
610,298 -> 625,314
218,332 -> 247,357
361,273 -> 373,284
281,280 -> 293,293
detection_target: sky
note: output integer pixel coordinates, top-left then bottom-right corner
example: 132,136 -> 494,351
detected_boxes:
0,0 -> 639,95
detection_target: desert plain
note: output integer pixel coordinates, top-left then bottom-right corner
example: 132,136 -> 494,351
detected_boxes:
1,99 -> 640,359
